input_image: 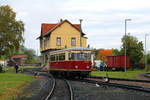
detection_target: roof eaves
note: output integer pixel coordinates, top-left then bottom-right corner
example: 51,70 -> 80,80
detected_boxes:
43,19 -> 86,37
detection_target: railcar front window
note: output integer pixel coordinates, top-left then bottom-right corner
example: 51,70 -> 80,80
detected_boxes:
69,53 -> 91,60
50,55 -> 55,61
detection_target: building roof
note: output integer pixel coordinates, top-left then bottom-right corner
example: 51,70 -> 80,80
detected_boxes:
41,24 -> 57,35
11,54 -> 28,59
40,19 -> 85,37
99,49 -> 113,56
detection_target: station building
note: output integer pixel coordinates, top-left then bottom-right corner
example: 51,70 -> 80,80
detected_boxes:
38,19 -> 88,65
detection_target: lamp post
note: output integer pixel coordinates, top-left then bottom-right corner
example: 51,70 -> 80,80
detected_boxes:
124,19 -> 131,72
145,34 -> 149,71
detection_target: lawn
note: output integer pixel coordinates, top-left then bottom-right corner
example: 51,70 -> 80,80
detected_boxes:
91,69 -> 150,80
0,67 -> 35,100
19,65 -> 40,69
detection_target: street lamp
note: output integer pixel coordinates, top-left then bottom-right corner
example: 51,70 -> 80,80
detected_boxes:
124,19 -> 131,72
145,34 -> 149,71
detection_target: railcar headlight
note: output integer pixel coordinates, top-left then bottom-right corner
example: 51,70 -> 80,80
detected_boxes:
75,66 -> 78,69
86,66 -> 90,69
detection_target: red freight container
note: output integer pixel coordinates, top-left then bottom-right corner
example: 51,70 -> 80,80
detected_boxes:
106,56 -> 131,70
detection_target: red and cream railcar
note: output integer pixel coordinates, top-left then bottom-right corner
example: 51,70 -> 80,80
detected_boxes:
44,47 -> 93,77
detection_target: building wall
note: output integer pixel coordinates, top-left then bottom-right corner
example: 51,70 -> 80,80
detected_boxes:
40,21 -> 87,52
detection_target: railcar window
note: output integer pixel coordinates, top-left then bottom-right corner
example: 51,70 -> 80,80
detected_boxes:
56,54 -> 59,61
69,53 -> 91,60
69,53 -> 74,60
50,55 -> 55,61
59,53 -> 65,61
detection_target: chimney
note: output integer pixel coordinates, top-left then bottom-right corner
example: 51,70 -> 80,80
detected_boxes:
60,19 -> 63,22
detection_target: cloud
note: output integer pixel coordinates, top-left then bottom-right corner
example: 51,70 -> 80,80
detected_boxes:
64,0 -> 150,11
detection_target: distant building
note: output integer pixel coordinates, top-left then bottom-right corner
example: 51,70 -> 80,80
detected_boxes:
0,60 -> 7,66
8,54 -> 28,66
95,49 -> 113,61
38,19 -> 88,64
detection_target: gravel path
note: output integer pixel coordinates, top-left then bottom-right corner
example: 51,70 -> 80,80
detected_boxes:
70,80 -> 150,100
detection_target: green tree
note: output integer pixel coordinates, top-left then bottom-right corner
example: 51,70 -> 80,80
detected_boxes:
113,48 -> 121,56
147,52 -> 150,69
148,53 -> 150,65
120,35 -> 144,67
0,5 -> 24,57
14,45 -> 39,64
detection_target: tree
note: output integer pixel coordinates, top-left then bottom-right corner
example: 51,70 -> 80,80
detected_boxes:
148,53 -> 150,65
120,35 -> 144,67
0,5 -> 24,57
113,48 -> 121,56
14,45 -> 39,64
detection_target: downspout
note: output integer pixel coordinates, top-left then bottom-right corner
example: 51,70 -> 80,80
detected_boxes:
79,19 -> 83,47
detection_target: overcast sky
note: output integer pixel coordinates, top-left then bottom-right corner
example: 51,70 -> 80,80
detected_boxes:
1,0 -> 150,55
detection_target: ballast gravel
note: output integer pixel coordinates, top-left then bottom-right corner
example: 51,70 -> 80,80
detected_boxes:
70,80 -> 150,100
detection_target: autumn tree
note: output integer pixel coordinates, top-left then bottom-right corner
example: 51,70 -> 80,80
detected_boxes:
0,5 -> 24,58
120,35 -> 144,67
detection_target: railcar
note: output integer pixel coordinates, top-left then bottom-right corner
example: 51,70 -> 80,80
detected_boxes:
43,47 -> 94,77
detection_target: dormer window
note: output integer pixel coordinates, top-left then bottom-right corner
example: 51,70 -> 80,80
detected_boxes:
56,37 -> 61,46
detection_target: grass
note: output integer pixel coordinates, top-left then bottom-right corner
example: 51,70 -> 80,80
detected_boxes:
0,67 -> 35,100
91,69 -> 150,80
19,65 -> 41,69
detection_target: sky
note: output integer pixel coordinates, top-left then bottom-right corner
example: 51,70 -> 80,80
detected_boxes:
1,0 -> 150,55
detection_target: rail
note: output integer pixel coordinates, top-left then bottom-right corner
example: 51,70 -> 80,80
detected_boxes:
45,75 -> 56,100
81,79 -> 150,92
65,79 -> 74,100
89,76 -> 150,83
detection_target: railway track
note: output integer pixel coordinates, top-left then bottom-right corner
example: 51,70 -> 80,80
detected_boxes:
89,76 -> 150,83
88,76 -> 150,88
143,73 -> 150,79
45,77 -> 73,100
80,79 -> 150,93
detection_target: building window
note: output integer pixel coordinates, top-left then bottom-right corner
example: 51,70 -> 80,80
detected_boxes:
56,37 -> 61,46
45,37 -> 49,48
44,38 -> 46,49
71,37 -> 76,46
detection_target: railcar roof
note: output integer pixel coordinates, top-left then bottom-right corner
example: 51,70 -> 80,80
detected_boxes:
49,47 -> 93,53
